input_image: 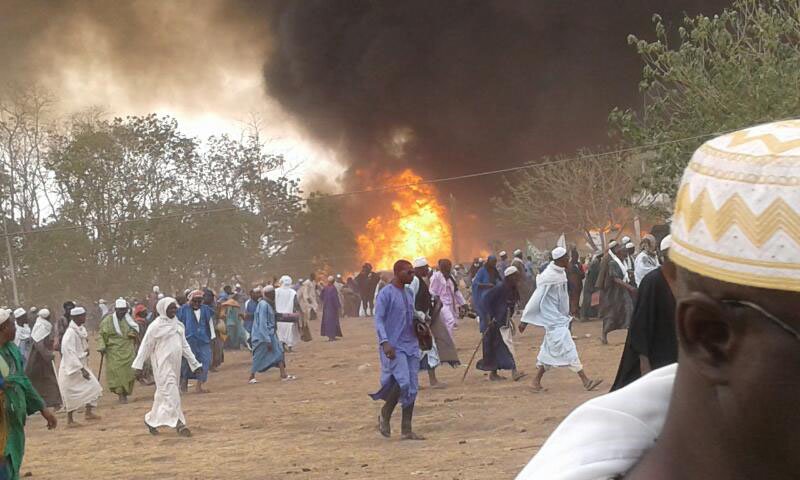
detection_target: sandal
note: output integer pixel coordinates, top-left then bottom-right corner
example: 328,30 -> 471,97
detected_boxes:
145,421 -> 159,435
281,374 -> 297,382
248,379 -> 258,384
584,379 -> 604,391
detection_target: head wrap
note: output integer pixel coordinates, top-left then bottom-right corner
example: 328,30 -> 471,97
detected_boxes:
504,266 -> 519,277
156,296 -> 177,318
13,308 -> 26,319
37,308 -> 50,319
499,251 -> 507,257
670,120 -> 800,292
188,289 -> 204,300
413,257 -> 428,268
153,286 -> 160,293
621,236 -> 631,244
660,235 -> 673,252
551,247 -> 568,260
280,275 -> 292,287
513,249 -> 523,257
625,242 -> 635,250
70,306 -> 86,316
115,298 -> 128,309
608,240 -> 618,250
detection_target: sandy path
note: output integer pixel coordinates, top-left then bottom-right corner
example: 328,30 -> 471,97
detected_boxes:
22,316 -> 626,479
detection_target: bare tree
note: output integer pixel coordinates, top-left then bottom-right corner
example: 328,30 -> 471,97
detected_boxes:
492,148 -> 637,250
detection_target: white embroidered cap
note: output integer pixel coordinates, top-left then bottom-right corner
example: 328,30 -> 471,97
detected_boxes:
115,298 -> 127,309
413,257 -> 428,268
670,120 -> 800,292
552,247 -> 567,260
70,306 -> 86,316
13,308 -> 25,319
504,265 -> 519,277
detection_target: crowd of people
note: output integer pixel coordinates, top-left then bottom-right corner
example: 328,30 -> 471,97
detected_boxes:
1,121 -> 796,480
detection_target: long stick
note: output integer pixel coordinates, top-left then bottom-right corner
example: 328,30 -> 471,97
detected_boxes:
97,352 -> 104,379
461,328 -> 489,383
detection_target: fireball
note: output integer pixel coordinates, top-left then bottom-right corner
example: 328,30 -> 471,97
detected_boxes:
357,169 -> 452,271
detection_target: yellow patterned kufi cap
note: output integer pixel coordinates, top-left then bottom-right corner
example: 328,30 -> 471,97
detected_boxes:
671,120 -> 800,292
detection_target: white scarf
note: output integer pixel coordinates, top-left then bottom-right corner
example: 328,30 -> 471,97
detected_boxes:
69,320 -> 88,339
536,262 -> 567,287
608,249 -> 630,284
14,323 -> 31,345
31,318 -> 53,342
111,312 -> 140,336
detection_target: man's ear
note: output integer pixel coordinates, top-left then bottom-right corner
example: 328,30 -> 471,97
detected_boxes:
676,292 -> 738,385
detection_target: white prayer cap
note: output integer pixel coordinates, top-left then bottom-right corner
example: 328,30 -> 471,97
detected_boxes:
504,265 -> 519,277
0,309 -> 9,326
263,285 -> 275,293
37,308 -> 50,318
513,249 -> 522,256
499,250 -> 507,257
29,306 -> 37,312
551,247 -> 567,260
670,120 -> 800,292
115,298 -> 128,309
280,275 -> 292,286
235,283 -> 242,288
413,257 -> 428,268
13,308 -> 26,319
625,242 -> 635,250
252,286 -> 262,292
660,234 -> 673,252
621,236 -> 631,244
328,275 -> 335,282
98,299 -> 106,304
70,306 -> 86,316
158,293 -> 164,299
608,240 -> 618,249
153,286 -> 160,293
478,257 -> 484,262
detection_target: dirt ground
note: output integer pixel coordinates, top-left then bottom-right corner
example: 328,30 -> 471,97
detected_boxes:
22,316 -> 626,479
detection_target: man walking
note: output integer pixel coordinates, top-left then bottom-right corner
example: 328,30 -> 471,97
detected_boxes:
370,260 -> 424,440
97,298 -> 139,404
58,306 -> 103,425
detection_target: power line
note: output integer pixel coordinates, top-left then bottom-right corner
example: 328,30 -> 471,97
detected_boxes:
0,125 -> 754,240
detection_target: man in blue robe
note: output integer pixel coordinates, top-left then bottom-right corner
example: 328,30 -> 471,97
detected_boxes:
370,259 -> 424,440
248,286 -> 293,383
471,255 -> 501,330
177,290 -> 215,393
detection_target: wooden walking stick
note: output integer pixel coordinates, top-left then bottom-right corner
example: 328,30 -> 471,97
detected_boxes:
461,328 -> 490,383
97,352 -> 105,379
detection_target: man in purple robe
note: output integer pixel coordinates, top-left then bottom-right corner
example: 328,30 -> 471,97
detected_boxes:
369,259 -> 424,440
320,276 -> 343,341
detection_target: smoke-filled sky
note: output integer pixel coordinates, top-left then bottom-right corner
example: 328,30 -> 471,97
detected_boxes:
0,0 -> 731,196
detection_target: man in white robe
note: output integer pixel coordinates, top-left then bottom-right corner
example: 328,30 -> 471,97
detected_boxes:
520,247 -> 602,393
58,306 -> 103,425
275,275 -> 301,351
634,234 -> 660,286
133,297 -> 201,437
298,274 -> 320,322
13,308 -> 32,363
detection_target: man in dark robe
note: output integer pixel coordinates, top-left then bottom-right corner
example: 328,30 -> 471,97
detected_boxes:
580,253 -> 603,319
598,243 -> 636,344
476,266 -> 526,382
611,237 -> 677,391
355,263 -> 376,316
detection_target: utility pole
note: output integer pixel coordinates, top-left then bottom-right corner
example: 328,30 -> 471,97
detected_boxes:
449,193 -> 459,263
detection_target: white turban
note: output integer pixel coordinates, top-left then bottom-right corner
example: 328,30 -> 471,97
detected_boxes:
660,235 -> 673,252
551,247 -> 567,260
153,286 -> 160,293
504,266 -> 519,277
413,257 -> 428,268
13,308 -> 26,319
37,308 -> 50,319
280,275 -> 292,287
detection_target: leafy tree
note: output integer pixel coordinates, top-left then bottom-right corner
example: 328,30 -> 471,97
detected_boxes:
611,0 -> 800,205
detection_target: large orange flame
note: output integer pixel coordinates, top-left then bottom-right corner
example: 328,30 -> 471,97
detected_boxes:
357,169 -> 452,271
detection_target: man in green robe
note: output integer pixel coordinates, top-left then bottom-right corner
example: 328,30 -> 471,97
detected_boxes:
97,299 -> 139,404
0,308 -> 57,480
221,298 -> 246,350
